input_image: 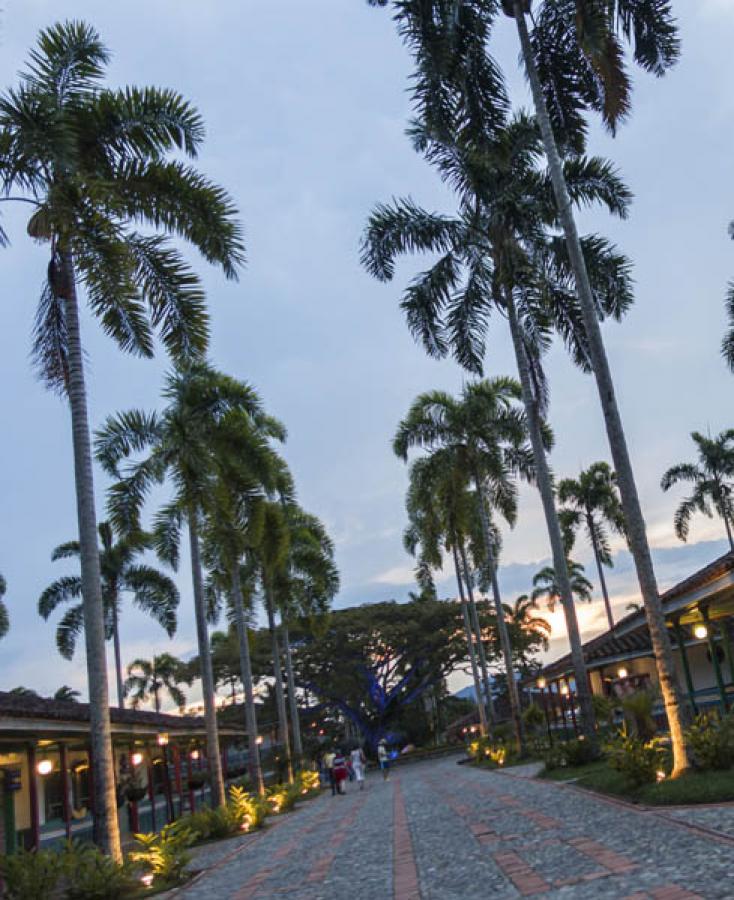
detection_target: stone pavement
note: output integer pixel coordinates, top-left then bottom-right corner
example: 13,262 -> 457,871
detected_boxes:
167,757 -> 734,899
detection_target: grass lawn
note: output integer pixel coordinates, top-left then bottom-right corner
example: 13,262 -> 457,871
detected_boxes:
541,760 -> 734,805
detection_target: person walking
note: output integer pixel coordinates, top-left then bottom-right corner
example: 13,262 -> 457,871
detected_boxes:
323,747 -> 337,796
351,746 -> 366,790
377,739 -> 390,782
332,748 -> 349,795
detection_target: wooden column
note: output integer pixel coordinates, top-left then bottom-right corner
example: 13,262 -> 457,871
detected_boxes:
173,745 -> 184,818
27,745 -> 40,851
59,744 -> 72,841
128,744 -> 140,834
186,751 -> 195,813
146,748 -> 157,832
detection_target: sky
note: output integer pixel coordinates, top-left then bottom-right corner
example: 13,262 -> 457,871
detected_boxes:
1,1 -> 734,704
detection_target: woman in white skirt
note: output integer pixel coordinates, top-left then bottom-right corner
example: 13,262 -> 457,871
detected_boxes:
350,746 -> 366,789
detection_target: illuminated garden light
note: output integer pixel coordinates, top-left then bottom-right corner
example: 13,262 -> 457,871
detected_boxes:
141,873 -> 154,888
656,770 -> 666,783
190,749 -> 200,761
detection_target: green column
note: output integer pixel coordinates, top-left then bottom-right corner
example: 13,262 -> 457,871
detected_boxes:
2,772 -> 17,854
673,619 -> 698,715
720,616 -> 734,686
701,606 -> 728,713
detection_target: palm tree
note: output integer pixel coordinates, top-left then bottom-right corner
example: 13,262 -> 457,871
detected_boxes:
372,0 -> 691,779
362,114 -> 632,743
395,378 -> 538,750
202,438 -> 289,797
405,448 -> 494,736
0,22 -> 244,851
54,685 -> 81,703
558,462 -> 626,629
95,366 -> 274,808
125,654 -> 186,713
275,506 -> 339,769
39,522 -> 179,708
504,594 -> 551,669
531,561 -> 593,612
0,573 -> 8,640
661,431 -> 734,552
253,502 -> 295,782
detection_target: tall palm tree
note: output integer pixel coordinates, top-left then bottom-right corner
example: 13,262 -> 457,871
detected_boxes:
0,573 -> 7,640
531,560 -> 593,611
275,506 -> 339,770
254,502 -> 295,782
503,594 -> 551,669
54,685 -> 81,703
362,115 -> 632,743
202,442 -> 289,797
405,448 -> 494,736
395,378 -> 538,750
372,0 -> 691,778
124,653 -> 187,713
0,22 -> 244,851
661,431 -> 734,552
558,462 -> 626,629
95,366 -> 274,808
39,522 -> 179,708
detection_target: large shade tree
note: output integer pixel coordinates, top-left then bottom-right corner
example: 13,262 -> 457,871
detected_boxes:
95,366 -> 274,808
368,0 -> 689,773
0,22 -> 244,852
558,462 -> 626,629
395,377 -> 538,749
291,598 -> 469,750
661,431 -> 734,553
362,111 -> 632,742
39,522 -> 179,708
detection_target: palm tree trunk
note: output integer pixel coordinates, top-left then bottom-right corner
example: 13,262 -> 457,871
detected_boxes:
505,287 -> 596,745
61,253 -> 121,861
512,2 -> 690,775
282,622 -> 304,769
452,544 -> 488,736
589,517 -> 615,631
187,510 -> 225,806
457,540 -> 495,727
110,601 -> 125,710
264,588 -> 293,783
471,481 -> 525,751
153,684 -> 160,714
722,509 -> 734,553
230,564 -> 264,795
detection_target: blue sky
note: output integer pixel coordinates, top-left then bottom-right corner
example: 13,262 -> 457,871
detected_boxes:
1,1 -> 734,701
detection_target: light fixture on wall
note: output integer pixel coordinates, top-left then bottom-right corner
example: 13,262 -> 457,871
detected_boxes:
36,759 -> 54,776
694,623 -> 708,640
131,752 -> 144,767
617,667 -> 628,679
157,733 -> 169,747
537,677 -> 547,689
190,749 -> 200,761
559,684 -> 569,696
255,736 -> 264,746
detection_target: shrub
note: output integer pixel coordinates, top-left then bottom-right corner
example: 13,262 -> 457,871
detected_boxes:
130,822 -> 194,887
622,690 -> 657,741
60,841 -> 138,899
686,711 -> 734,771
467,735 -> 517,768
297,769 -> 321,795
522,703 -> 545,732
0,848 -> 62,900
228,785 -> 268,832
267,781 -> 300,814
606,727 -> 670,787
542,737 -> 597,771
592,694 -> 617,726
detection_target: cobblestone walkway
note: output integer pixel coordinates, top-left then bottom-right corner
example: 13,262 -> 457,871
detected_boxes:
170,758 -> 734,899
